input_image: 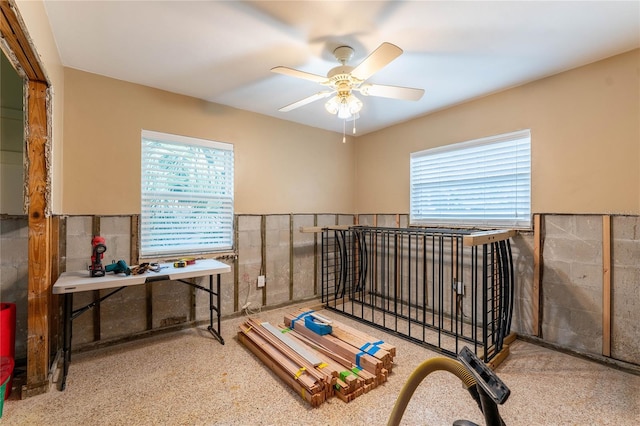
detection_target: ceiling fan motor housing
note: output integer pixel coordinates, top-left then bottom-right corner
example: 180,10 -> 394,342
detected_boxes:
333,45 -> 354,64
327,65 -> 360,92
329,47 -> 358,91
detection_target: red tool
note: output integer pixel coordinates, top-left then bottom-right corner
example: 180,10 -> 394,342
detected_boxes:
89,236 -> 107,277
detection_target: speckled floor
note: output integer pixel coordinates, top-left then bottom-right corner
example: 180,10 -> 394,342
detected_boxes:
2,302 -> 639,425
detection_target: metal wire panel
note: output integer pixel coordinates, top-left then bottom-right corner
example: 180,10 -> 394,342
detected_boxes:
322,226 -> 515,361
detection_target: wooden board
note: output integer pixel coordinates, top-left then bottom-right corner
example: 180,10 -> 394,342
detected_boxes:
238,331 -> 324,407
533,214 -> 543,337
24,80 -> 50,397
602,215 -> 611,357
463,229 -> 517,247
284,313 -> 383,375
0,1 -> 47,81
299,225 -> 351,233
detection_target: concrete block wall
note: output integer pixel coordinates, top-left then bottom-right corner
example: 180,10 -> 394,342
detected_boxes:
265,215 -> 291,306
292,215 -> 316,300
236,215 -> 262,311
3,212 -> 637,367
356,213 -> 408,228
508,214 -> 639,367
97,217 -> 147,341
510,233 -> 535,336
0,216 -> 28,359
65,216 -> 95,346
611,216 -> 640,364
541,215 -> 603,354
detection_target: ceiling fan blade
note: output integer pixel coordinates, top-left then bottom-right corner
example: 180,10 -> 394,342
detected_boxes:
358,83 -> 424,101
350,42 -> 403,81
278,91 -> 334,112
271,66 -> 328,84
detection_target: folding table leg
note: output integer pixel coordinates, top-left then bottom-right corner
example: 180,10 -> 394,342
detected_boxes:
61,292 -> 73,390
207,274 -> 224,345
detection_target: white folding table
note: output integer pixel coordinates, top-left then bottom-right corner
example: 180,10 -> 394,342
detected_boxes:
52,259 -> 231,390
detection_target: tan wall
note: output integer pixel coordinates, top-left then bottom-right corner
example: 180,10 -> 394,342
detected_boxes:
355,49 -> 640,216
62,68 -> 355,215
15,0 -> 640,217
15,0 -> 66,213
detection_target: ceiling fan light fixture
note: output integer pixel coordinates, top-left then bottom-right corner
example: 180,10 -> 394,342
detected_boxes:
324,96 -> 340,115
324,93 -> 362,119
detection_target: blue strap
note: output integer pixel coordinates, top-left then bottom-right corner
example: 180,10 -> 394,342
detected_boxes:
360,340 -> 384,356
356,340 -> 385,368
290,310 -> 314,329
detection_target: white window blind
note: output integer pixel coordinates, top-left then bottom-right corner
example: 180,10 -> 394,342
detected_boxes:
410,129 -> 531,229
141,130 -> 234,258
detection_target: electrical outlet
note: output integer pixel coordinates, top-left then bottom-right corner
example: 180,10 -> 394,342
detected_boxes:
257,275 -> 266,288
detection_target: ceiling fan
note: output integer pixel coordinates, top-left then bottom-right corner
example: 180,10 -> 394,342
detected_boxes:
271,42 -> 424,122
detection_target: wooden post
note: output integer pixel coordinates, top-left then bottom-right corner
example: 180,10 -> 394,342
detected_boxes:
261,215 -> 267,306
313,214 -> 318,296
0,2 -> 47,82
289,213 -> 294,301
602,215 -> 612,357
1,1 -> 51,397
130,215 -> 139,265
24,80 -> 51,397
532,214 -> 543,337
233,215 -> 239,312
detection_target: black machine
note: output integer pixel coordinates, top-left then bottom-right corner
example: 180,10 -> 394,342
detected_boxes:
454,346 -> 510,426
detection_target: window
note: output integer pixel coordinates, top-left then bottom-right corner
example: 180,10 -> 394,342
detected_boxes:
410,129 -> 531,229
141,130 -> 234,258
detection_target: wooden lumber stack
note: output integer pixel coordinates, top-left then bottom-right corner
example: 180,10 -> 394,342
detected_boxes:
237,308 -> 396,407
238,317 -> 335,407
284,309 -> 395,398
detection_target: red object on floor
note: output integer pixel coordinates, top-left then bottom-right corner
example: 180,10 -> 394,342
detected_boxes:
0,303 -> 16,399
0,357 -> 13,401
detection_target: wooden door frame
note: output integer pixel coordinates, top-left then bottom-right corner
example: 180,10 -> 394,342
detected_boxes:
1,0 -> 53,397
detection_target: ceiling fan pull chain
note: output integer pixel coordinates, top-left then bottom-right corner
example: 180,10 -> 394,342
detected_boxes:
343,119 -> 346,143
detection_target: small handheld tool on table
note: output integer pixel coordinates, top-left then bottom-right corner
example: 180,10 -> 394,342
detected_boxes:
89,236 -> 132,276
89,236 -> 107,277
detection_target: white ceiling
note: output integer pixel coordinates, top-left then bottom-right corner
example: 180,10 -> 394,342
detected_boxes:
43,1 -> 640,136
